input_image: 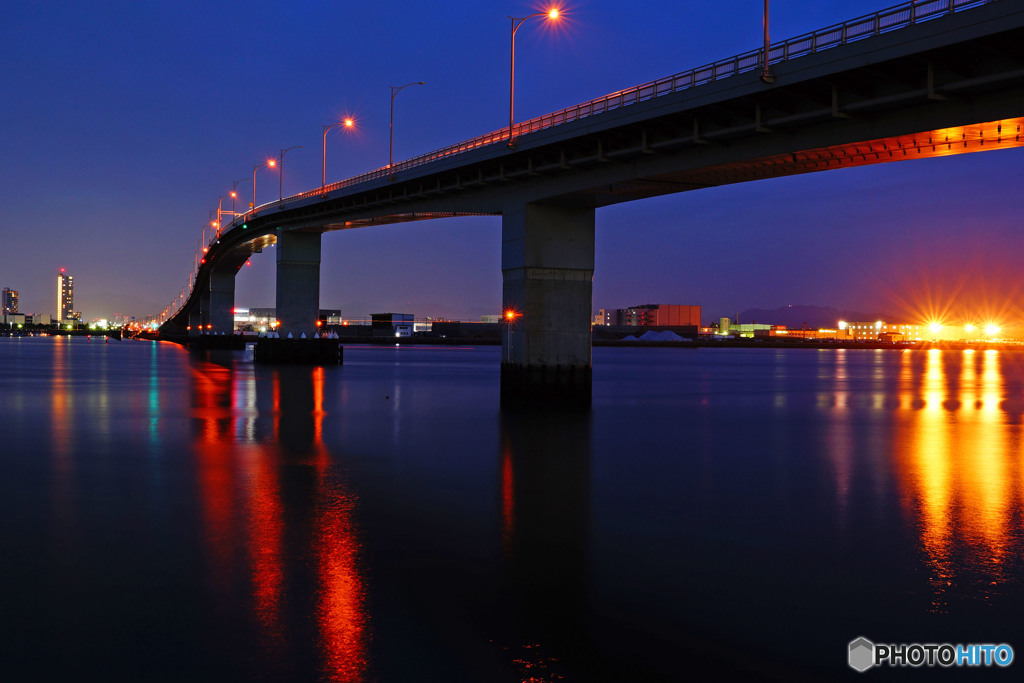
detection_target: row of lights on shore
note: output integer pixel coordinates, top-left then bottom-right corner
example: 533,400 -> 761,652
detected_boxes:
838,320 -> 1003,338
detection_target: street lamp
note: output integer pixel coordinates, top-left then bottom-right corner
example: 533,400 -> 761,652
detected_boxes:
389,81 -> 424,169
279,145 -> 301,201
508,7 -> 561,147
230,177 -> 246,216
761,0 -> 774,83
252,158 -> 277,213
322,118 -> 355,189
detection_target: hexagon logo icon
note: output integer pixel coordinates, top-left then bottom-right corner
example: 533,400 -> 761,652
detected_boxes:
849,637 -> 875,672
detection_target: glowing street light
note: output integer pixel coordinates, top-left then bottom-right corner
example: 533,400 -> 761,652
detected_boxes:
322,117 -> 355,189
508,7 -> 561,147
278,145 -> 302,201
389,81 -> 425,171
230,177 -> 246,217
985,324 -> 1001,337
252,158 -> 277,214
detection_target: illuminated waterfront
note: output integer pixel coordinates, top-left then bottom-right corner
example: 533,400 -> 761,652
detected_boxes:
1,336 -> 1023,680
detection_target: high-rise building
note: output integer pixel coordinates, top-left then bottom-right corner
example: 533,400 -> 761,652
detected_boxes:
57,269 -> 74,322
2,287 -> 17,315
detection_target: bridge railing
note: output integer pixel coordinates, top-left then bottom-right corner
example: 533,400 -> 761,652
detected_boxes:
229,0 -> 994,230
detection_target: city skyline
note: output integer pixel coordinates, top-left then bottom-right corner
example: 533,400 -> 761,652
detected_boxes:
2,0 -> 1022,324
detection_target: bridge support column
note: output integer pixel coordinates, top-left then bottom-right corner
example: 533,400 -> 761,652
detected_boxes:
276,230 -> 321,338
209,271 -> 235,334
501,203 -> 594,410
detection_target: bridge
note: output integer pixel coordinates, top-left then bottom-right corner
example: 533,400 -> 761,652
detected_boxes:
160,0 -> 1024,407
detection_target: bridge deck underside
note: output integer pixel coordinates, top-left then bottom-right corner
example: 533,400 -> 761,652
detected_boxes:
608,118 -> 1024,201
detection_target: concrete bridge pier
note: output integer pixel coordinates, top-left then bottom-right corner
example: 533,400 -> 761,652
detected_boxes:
208,271 -> 235,334
501,203 -> 595,410
276,230 -> 322,338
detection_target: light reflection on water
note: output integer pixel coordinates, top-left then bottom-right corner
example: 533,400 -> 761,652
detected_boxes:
890,348 -> 1023,614
191,358 -> 367,681
2,337 -> 1024,679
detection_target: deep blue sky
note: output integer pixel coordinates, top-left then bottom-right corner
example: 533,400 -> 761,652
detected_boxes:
2,0 -> 1021,325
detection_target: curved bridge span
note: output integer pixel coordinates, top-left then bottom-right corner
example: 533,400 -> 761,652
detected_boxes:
161,0 -> 1024,407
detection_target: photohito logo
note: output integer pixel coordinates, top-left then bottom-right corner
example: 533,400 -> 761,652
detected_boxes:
848,637 -> 1014,672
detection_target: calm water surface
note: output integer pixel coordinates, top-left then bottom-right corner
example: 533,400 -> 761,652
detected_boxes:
1,336 -> 1023,681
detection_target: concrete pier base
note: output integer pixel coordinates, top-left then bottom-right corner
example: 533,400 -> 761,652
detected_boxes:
501,203 -> 595,409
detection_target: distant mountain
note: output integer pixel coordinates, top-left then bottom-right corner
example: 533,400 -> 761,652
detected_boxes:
728,305 -> 893,330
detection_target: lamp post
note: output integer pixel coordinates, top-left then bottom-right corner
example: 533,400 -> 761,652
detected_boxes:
278,145 -> 301,201
389,81 -> 424,169
230,177 -> 246,216
252,158 -> 277,213
322,118 -> 355,189
214,195 -> 239,236
508,7 -> 561,147
761,0 -> 774,83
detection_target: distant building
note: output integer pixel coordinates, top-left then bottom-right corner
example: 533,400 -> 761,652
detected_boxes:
838,321 -> 926,342
233,307 -> 341,332
769,327 -> 844,340
2,288 -> 18,315
56,269 -> 76,323
601,304 -> 701,327
372,313 -> 414,337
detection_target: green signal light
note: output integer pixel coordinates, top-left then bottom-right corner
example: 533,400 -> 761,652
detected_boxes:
242,224 -> 248,229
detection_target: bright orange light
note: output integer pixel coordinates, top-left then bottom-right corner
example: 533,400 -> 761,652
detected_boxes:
230,191 -> 237,198
203,247 -> 209,253
547,8 -> 560,19
928,322 -> 942,335
316,320 -> 323,327
267,159 -> 276,167
965,324 -> 976,333
985,324 -> 1000,337
504,309 -> 519,321
343,118 -> 355,128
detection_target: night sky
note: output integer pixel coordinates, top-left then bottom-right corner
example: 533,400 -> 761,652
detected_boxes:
2,0 -> 1022,326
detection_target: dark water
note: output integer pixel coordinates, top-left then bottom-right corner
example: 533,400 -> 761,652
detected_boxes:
1,336 -> 1023,681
